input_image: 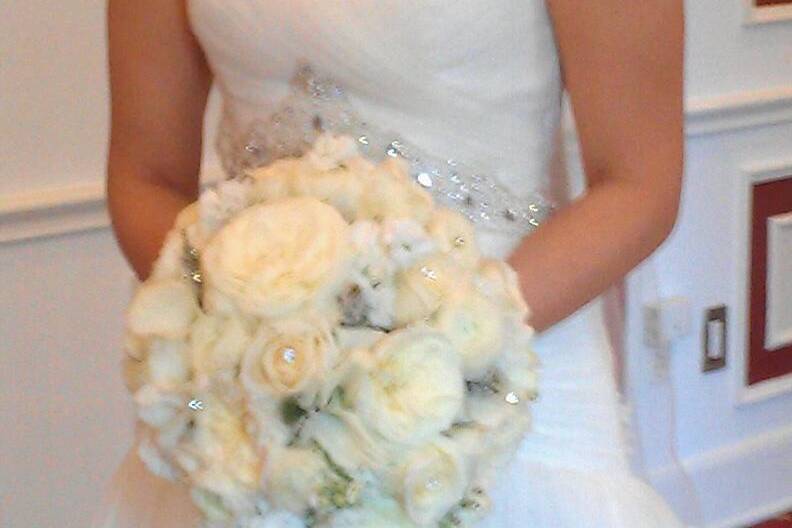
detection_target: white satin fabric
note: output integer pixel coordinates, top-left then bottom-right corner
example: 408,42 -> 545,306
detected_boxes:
93,1 -> 684,526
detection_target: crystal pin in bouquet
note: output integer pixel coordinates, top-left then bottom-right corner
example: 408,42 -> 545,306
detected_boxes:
121,91 -> 541,527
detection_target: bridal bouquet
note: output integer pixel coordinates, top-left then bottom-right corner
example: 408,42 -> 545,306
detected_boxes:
122,132 -> 539,528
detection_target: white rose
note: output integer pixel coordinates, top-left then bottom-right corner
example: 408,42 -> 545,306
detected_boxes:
190,487 -> 235,522
347,325 -> 464,446
199,177 -> 255,236
343,220 -> 398,328
192,395 -> 263,490
247,511 -> 305,528
264,446 -> 328,513
496,321 -> 539,400
426,208 -> 481,269
394,254 -> 470,326
240,317 -> 338,399
189,313 -> 253,381
380,218 -> 436,269
299,410 -> 386,474
150,204 -> 201,280
306,133 -> 361,171
292,166 -> 363,222
328,492 -> 417,528
247,159 -> 300,203
430,292 -> 504,379
133,385 -> 187,429
245,394 -> 293,448
146,338 -> 190,387
201,196 -> 351,318
127,279 -> 200,339
357,158 -> 434,223
400,437 -> 467,526
475,259 -> 530,319
471,411 -> 531,489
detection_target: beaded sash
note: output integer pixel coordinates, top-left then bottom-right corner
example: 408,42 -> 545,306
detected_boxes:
215,64 -> 556,236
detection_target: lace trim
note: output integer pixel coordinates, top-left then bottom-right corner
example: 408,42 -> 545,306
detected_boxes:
215,63 -> 556,236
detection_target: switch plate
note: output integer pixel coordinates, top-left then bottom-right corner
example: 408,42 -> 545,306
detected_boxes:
703,305 -> 727,372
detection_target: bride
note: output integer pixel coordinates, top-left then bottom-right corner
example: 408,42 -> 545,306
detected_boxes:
98,0 -> 685,526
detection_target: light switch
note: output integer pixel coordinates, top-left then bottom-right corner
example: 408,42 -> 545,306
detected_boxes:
703,305 -> 727,372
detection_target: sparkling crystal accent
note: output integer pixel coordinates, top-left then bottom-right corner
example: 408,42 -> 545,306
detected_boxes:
505,392 -> 520,405
215,63 -> 556,235
416,172 -> 433,188
420,266 -> 438,281
425,478 -> 441,490
282,347 -> 297,364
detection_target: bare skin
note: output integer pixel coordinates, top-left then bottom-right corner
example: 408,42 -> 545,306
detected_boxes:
107,1 -> 684,334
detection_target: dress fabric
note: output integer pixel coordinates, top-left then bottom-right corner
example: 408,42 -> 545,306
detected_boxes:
92,1 -> 684,526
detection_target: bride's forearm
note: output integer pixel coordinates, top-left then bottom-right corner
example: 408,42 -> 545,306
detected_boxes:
507,179 -> 679,333
107,160 -> 198,282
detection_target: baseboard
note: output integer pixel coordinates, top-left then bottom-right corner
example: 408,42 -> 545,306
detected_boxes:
649,423 -> 792,528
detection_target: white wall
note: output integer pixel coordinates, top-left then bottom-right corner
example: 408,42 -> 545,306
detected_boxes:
1,0 -> 791,527
617,2 -> 792,526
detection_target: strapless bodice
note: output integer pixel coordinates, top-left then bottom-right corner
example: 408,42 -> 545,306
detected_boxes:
186,0 -> 564,258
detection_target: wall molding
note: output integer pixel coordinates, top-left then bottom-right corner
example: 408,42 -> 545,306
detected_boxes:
0,165 -> 225,245
0,182 -> 109,245
3,88 -> 792,245
649,423 -> 792,528
685,86 -> 792,137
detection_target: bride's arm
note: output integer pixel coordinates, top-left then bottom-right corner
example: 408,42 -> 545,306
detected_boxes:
106,0 -> 212,281
508,0 -> 684,332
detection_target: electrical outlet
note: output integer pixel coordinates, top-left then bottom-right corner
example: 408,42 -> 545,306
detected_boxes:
703,305 -> 727,372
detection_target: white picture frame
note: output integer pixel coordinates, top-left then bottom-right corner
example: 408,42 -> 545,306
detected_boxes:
733,159 -> 792,406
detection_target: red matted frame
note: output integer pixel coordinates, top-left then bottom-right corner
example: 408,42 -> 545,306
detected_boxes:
747,177 -> 792,385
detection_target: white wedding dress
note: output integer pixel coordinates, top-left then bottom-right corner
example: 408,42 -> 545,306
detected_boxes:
93,1 -> 684,527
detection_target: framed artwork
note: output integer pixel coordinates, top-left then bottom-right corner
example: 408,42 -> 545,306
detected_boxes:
734,162 -> 792,405
745,0 -> 792,24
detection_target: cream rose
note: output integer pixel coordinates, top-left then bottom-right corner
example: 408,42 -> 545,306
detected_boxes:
430,292 -> 504,379
496,322 -> 540,401
400,437 -> 467,526
394,254 -> 470,326
201,196 -> 351,318
380,218 -> 436,269
248,512 -> 306,528
299,409 -> 386,474
240,317 -> 337,399
327,492 -> 417,528
475,258 -> 530,319
347,325 -> 464,446
357,158 -> 434,224
426,207 -> 481,269
150,204 -> 201,281
199,177 -> 255,236
189,313 -> 253,381
247,159 -> 301,203
127,279 -> 200,339
305,133 -> 360,171
192,394 -> 263,491
263,446 -> 328,513
146,338 -> 190,387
